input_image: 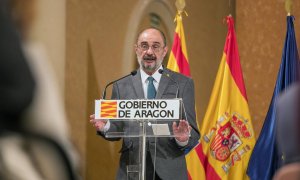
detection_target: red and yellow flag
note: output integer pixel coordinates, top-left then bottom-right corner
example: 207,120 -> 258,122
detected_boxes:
167,12 -> 205,180
195,16 -> 256,179
100,101 -> 117,118
167,13 -> 190,77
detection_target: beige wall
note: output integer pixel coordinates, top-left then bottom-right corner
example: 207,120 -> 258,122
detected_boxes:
30,0 -> 66,93
65,1 -> 138,178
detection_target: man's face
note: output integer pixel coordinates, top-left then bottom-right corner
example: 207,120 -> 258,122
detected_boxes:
135,29 -> 168,75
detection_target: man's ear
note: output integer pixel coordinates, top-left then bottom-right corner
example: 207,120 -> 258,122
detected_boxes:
163,46 -> 168,57
134,44 -> 138,54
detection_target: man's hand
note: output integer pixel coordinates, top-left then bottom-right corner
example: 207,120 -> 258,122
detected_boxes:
172,120 -> 191,142
89,114 -> 107,132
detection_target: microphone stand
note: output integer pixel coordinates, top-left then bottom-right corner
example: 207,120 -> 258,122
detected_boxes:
101,70 -> 137,99
100,70 -> 148,179
140,119 -> 147,180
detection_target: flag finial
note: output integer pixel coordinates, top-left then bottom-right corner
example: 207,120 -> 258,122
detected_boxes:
285,0 -> 293,15
175,0 -> 186,13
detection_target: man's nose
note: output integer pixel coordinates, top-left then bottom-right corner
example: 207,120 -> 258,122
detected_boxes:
146,46 -> 154,54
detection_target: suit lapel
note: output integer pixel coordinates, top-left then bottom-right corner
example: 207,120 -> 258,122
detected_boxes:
131,69 -> 145,99
156,69 -> 171,99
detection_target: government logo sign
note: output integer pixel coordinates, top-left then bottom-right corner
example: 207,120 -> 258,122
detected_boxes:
95,99 -> 181,120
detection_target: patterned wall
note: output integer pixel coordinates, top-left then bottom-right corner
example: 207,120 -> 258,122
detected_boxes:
236,0 -> 300,136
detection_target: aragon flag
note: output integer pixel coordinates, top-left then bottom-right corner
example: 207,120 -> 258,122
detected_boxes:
167,12 -> 190,77
198,15 -> 256,179
166,12 -> 205,180
247,15 -> 300,180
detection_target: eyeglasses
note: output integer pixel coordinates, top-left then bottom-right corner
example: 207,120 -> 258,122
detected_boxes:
137,44 -> 164,53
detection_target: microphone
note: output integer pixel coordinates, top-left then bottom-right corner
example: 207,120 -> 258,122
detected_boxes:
101,70 -> 137,99
158,69 -> 179,98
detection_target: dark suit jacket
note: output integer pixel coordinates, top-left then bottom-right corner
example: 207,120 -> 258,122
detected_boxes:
98,68 -> 200,180
276,83 -> 300,165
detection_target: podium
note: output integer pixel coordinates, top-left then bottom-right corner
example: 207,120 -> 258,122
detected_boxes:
95,99 -> 187,180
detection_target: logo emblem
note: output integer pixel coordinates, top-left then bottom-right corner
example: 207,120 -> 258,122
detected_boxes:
203,112 -> 253,172
100,101 -> 117,118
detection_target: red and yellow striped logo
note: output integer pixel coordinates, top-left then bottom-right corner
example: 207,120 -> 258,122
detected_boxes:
100,101 -> 117,118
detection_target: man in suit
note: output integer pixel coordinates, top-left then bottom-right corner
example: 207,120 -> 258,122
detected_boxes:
90,27 -> 200,180
276,82 -> 300,165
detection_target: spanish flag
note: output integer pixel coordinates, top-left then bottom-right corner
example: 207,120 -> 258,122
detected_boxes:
167,12 -> 205,180
197,15 -> 256,179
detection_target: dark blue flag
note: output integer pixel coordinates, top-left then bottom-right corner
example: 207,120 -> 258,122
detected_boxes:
247,16 -> 300,180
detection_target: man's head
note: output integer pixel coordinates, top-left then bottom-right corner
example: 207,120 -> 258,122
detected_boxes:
8,0 -> 37,40
135,28 -> 168,75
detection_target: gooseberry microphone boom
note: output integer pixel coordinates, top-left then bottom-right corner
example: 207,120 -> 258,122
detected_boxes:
101,70 -> 137,99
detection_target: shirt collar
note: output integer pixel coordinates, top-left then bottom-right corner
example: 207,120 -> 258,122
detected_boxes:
140,65 -> 163,83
